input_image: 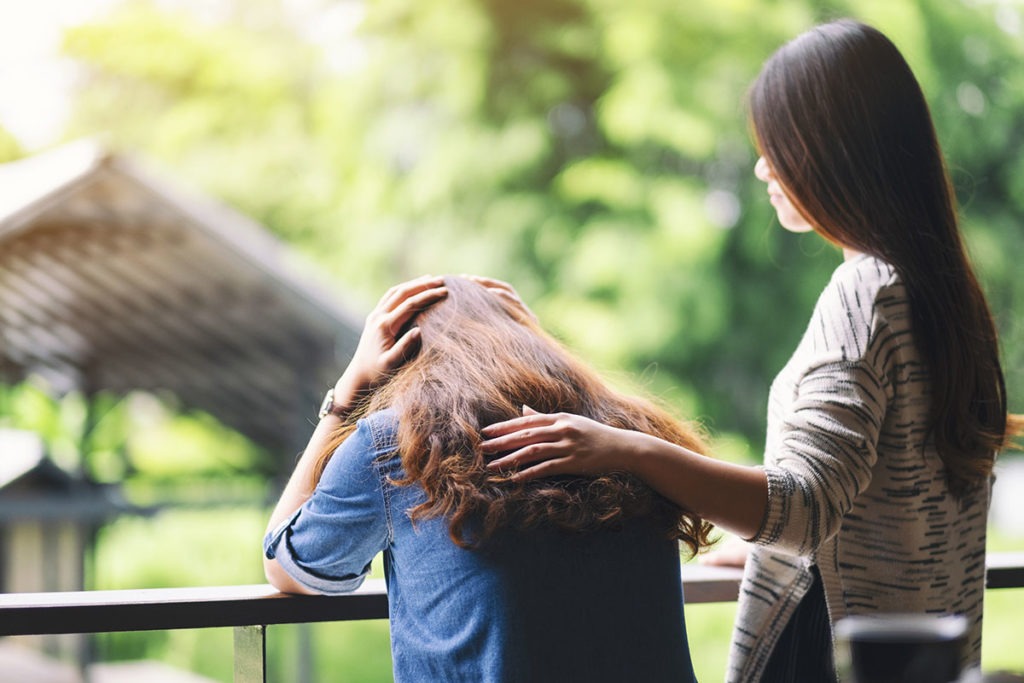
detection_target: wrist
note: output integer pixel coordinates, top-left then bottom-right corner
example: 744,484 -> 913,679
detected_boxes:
335,367 -> 370,400
318,388 -> 351,420
628,430 -> 658,467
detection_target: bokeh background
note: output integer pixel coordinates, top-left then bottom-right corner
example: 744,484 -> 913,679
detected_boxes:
1,0 -> 1023,680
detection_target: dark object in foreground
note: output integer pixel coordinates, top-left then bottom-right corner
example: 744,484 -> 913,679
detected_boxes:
835,613 -> 966,683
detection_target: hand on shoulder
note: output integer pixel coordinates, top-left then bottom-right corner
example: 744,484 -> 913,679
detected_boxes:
481,406 -> 643,480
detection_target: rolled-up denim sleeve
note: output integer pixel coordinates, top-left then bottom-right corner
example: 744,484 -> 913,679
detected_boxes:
263,418 -> 390,595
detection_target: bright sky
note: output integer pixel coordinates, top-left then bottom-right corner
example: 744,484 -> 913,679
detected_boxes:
0,0 -> 363,151
0,0 -> 121,150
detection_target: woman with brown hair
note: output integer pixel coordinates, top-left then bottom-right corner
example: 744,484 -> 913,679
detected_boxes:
263,275 -> 711,682
481,19 -> 1023,683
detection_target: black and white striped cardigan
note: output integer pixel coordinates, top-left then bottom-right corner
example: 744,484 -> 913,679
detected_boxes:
727,254 -> 990,682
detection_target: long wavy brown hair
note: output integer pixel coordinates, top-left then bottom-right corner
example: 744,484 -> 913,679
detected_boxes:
749,19 -> 1022,497
314,276 -> 713,554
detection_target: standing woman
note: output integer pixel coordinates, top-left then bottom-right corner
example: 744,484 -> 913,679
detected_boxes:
482,19 -> 1022,682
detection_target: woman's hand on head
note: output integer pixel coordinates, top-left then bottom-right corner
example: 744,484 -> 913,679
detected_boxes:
464,275 -> 538,324
335,275 -> 447,408
481,407 -> 642,480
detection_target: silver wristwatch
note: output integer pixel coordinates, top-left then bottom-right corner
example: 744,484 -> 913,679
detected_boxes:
318,388 -> 344,420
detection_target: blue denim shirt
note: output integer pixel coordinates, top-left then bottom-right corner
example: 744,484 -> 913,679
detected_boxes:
265,409 -> 698,682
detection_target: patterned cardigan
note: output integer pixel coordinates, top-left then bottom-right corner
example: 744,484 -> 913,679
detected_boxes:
727,254 -> 991,682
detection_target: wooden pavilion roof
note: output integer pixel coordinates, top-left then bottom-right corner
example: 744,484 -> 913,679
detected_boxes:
0,141 -> 362,457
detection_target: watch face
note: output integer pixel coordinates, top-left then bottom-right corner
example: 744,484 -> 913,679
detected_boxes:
319,389 -> 334,419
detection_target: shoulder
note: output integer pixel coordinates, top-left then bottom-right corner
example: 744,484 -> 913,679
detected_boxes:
323,409 -> 399,472
820,254 -> 902,312
356,408 -> 399,454
807,254 -> 904,359
316,409 -> 400,490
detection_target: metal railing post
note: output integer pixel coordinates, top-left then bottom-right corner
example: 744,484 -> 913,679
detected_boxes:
234,624 -> 266,683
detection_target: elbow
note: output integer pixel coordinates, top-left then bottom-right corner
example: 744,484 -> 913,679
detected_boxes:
757,466 -> 846,556
264,557 -> 317,595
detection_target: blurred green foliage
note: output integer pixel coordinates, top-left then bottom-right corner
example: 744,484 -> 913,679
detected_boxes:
52,0 -> 1024,464
0,126 -> 23,162
3,0 -> 1024,679
0,381 -> 267,483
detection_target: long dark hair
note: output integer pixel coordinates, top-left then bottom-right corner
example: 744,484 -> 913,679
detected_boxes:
316,276 -> 714,553
749,19 -> 1021,495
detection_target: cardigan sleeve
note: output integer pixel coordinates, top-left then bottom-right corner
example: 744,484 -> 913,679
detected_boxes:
751,355 -> 889,556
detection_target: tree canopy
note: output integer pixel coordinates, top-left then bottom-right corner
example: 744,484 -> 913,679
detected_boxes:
5,0 -> 1023,468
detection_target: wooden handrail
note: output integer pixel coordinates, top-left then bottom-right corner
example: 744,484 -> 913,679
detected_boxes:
1,554 -> 1020,683
1,554 -> 1022,638
0,582 -> 387,637
0,566 -> 743,638
983,551 -> 1024,589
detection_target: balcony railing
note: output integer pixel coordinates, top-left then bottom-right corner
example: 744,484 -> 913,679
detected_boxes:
2,553 -> 1023,683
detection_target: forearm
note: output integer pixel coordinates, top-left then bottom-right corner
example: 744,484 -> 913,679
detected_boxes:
265,370 -> 365,535
263,413 -> 346,593
482,410 -> 769,537
626,432 -> 768,540
263,276 -> 446,593
265,413 -> 344,534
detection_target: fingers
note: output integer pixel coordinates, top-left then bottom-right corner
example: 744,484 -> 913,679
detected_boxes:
481,409 -> 561,436
481,408 -> 598,478
379,275 -> 446,313
698,536 -> 750,567
481,409 -> 565,473
381,326 -> 422,368
699,554 -> 739,568
699,551 -> 748,568
491,290 -> 520,306
486,439 -> 571,472
481,423 -> 563,456
465,275 -> 515,295
509,457 -> 575,482
479,405 -> 545,445
370,277 -> 447,344
464,274 -> 538,323
383,284 -> 447,338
